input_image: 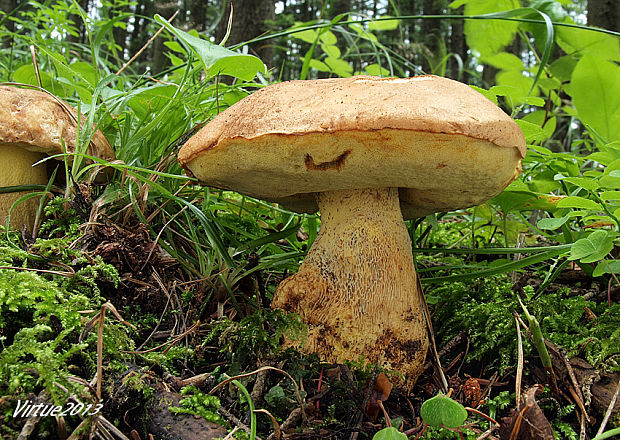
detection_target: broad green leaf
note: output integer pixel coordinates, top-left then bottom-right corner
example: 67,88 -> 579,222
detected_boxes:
470,85 -> 498,104
289,24 -> 320,44
549,55 -> 578,82
569,230 -> 615,263
368,17 -> 400,31
608,161 -> 620,173
537,215 -> 570,230
70,62 -> 97,87
496,70 -> 537,104
154,15 -> 265,81
557,24 -> 620,61
482,52 -> 524,71
12,65 -> 59,92
420,393 -> 468,428
556,196 -> 602,211
522,111 -> 556,139
319,30 -> 338,45
523,96 -> 546,106
365,64 -> 390,76
516,119 -> 548,143
460,0 -> 521,58
308,59 -> 330,72
570,55 -> 620,144
372,427 -> 407,440
349,23 -> 378,42
587,143 -> 620,165
593,260 -> 620,277
600,174 -> 620,189
324,57 -> 353,77
601,191 -> 620,201
560,177 -> 599,191
163,40 -> 185,53
321,44 -> 341,58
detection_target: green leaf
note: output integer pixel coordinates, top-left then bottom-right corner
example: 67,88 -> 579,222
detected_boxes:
324,57 -> 353,77
560,177 -> 599,191
601,191 -> 620,201
600,174 -> 620,189
289,24 -> 321,44
592,427 -> 620,440
321,44 -> 341,58
372,427 -> 407,440
557,24 -> 620,61
537,215 -> 570,230
549,55 -> 577,82
482,52 -> 524,71
570,55 -> 620,144
496,70 -> 537,105
556,196 -> 602,211
365,63 -> 390,76
521,111 -> 556,139
154,14 -> 266,81
460,0 -> 521,58
420,393 -> 468,428
421,245 -> 572,284
516,119 -> 548,142
569,230 -> 615,263
470,85 -> 498,104
593,260 -> 620,277
308,59 -> 330,72
349,23 -> 378,42
368,17 -> 400,31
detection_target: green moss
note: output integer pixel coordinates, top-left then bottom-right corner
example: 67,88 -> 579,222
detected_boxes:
170,385 -> 226,426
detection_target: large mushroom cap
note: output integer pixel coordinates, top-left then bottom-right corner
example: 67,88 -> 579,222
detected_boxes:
0,85 -> 115,163
178,75 -> 525,218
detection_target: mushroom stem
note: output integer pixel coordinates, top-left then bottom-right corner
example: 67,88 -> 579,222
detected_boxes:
0,144 -> 48,229
273,187 -> 429,387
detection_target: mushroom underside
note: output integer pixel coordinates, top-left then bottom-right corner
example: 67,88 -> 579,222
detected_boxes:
272,187 -> 429,388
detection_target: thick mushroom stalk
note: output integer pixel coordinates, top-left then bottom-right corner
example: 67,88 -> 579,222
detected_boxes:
273,187 -> 429,386
0,145 -> 47,229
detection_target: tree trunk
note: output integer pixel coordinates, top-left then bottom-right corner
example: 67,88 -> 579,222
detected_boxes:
448,5 -> 467,81
587,0 -> 620,32
112,2 -> 131,57
152,0 -> 177,75
215,0 -> 276,68
190,0 -> 207,31
67,0 -> 90,45
0,0 -> 18,48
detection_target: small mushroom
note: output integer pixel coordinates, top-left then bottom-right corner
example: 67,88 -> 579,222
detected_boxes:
178,75 -> 526,387
0,85 -> 115,229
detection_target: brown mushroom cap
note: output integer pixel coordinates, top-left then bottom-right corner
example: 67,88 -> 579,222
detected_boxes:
0,85 -> 116,229
0,85 -> 115,163
178,75 -> 525,218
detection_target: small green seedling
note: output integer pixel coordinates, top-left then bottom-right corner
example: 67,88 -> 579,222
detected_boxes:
372,426 -> 408,440
420,393 -> 468,429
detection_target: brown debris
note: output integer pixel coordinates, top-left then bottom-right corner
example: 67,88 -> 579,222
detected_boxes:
365,373 -> 393,421
499,385 -> 555,440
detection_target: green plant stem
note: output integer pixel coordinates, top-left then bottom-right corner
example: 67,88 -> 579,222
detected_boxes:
517,298 -> 559,396
590,191 -> 620,230
238,15 -> 619,49
593,428 -> 620,440
412,244 -> 571,255
231,379 -> 256,440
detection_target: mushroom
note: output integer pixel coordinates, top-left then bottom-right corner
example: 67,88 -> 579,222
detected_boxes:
178,75 -> 526,387
0,85 -> 115,229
